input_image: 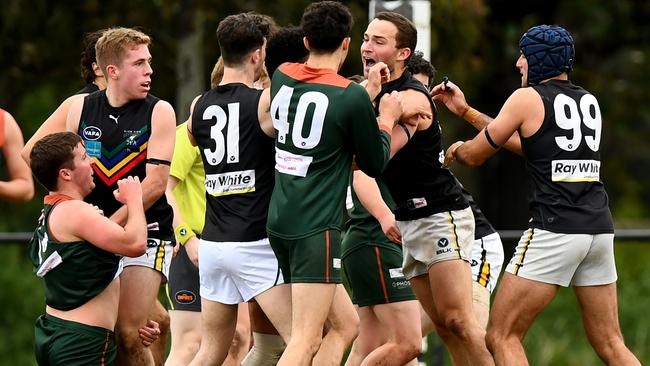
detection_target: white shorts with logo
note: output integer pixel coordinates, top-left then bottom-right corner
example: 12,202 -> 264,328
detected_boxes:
397,207 -> 474,280
198,238 -> 284,304
470,232 -> 505,293
506,228 -> 617,287
122,237 -> 174,282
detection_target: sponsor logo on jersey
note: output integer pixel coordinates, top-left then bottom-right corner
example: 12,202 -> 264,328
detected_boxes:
389,267 -> 404,279
275,147 -> 313,177
175,290 -> 196,304
332,258 -> 341,269
407,197 -> 427,210
82,126 -> 102,140
205,170 -> 255,196
551,159 -> 600,182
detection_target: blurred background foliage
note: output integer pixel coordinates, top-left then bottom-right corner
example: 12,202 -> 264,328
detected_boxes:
1,0 -> 648,364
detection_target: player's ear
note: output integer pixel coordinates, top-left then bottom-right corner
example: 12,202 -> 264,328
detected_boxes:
397,47 -> 411,62
341,37 -> 351,51
303,37 -> 311,51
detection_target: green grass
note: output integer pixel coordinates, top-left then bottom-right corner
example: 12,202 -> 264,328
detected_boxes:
3,242 -> 648,365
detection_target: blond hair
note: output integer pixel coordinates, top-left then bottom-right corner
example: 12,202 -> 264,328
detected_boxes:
95,27 -> 151,75
210,57 -> 225,88
209,56 -> 270,89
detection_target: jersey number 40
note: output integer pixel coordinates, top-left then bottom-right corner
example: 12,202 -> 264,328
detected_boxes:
271,85 -> 328,149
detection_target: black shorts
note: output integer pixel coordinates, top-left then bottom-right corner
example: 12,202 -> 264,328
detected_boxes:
166,245 -> 201,311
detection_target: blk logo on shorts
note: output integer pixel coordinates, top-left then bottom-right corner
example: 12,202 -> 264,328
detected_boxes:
471,259 -> 479,267
438,238 -> 449,247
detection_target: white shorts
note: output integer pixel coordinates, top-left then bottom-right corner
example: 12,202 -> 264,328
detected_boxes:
398,207 -> 474,280
506,228 -> 617,287
123,237 -> 174,282
198,238 -> 284,304
470,232 -> 505,293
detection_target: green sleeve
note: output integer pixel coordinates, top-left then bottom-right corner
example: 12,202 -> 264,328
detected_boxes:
344,83 -> 391,177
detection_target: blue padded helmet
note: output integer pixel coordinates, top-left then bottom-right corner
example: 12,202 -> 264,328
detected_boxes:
519,25 -> 574,86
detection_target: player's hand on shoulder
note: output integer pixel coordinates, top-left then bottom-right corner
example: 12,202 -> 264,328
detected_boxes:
113,176 -> 143,205
379,91 -> 404,126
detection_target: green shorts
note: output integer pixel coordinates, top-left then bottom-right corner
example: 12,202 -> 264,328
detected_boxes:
343,244 -> 416,307
269,229 -> 342,284
35,314 -> 116,366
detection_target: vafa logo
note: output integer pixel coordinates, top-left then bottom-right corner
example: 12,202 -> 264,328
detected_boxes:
82,126 -> 102,140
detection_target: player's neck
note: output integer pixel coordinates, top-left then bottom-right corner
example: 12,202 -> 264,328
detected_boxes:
389,65 -> 406,82
220,66 -> 255,88
105,86 -> 132,108
51,186 -> 83,201
305,52 -> 343,73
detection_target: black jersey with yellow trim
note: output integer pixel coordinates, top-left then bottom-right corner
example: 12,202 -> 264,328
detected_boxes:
378,71 -> 468,221
523,79 -> 613,234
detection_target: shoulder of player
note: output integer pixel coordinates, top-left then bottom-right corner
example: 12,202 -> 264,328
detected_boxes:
49,199 -> 97,226
504,87 -> 542,109
400,88 -> 431,106
151,99 -> 176,125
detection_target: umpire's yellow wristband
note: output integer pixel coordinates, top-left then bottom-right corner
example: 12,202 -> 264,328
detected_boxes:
174,223 -> 196,246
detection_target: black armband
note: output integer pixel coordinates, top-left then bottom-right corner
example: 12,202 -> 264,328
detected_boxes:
398,122 -> 411,141
146,158 -> 171,166
484,127 -> 501,150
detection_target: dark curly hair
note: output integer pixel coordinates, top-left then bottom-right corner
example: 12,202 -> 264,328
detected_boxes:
301,1 -> 352,53
407,51 -> 437,88
80,29 -> 106,84
265,25 -> 308,77
216,12 -> 276,66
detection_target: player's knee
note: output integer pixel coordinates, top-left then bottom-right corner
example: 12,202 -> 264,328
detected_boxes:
182,331 -> 202,357
485,327 -> 507,353
231,323 -> 251,353
396,337 -> 422,362
116,325 -> 145,352
340,312 -> 360,344
442,312 -> 479,342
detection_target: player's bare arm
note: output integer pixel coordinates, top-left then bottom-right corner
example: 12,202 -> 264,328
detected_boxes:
352,170 -> 401,244
0,111 -> 34,201
446,87 -> 541,167
399,89 -> 433,130
22,94 -> 86,164
432,80 -> 523,155
165,176 -> 199,266
65,97 -> 85,134
50,177 -> 147,257
186,95 -> 201,146
110,101 -> 176,225
258,88 -> 275,138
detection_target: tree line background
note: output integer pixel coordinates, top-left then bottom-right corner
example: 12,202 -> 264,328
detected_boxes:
1,0 -> 648,364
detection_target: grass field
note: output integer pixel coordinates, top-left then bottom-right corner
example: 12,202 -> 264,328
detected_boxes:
2,242 -> 648,365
